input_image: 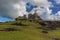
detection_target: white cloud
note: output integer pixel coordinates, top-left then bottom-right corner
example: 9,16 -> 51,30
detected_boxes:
1,0 -> 60,21
43,11 -> 60,21
55,11 -> 60,16
0,0 -> 28,18
30,0 -> 51,7
30,0 -> 60,21
54,0 -> 60,4
30,6 -> 47,16
55,11 -> 60,20
0,0 -> 52,19
30,5 -> 60,21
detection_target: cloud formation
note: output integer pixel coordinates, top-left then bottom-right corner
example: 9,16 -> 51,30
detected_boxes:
30,0 -> 60,21
0,0 -> 28,18
54,0 -> 60,4
0,0 -> 51,18
0,0 -> 60,21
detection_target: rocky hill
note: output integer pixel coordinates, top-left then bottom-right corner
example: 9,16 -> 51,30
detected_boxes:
0,17 -> 60,40
0,11 -> 60,40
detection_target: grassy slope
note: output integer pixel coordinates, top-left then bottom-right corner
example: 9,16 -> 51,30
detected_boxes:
0,21 -> 60,40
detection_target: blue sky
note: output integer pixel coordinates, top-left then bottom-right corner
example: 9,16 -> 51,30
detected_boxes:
26,2 -> 37,12
0,0 -> 60,22
48,0 -> 60,14
0,2 -> 37,22
0,16 -> 13,22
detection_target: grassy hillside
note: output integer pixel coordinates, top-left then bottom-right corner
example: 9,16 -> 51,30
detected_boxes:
0,20 -> 60,40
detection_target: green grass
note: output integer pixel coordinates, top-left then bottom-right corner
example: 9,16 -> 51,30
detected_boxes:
0,21 -> 60,40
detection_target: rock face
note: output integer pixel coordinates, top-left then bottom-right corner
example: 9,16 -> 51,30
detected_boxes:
28,12 -> 42,22
15,12 -> 42,22
15,15 -> 27,21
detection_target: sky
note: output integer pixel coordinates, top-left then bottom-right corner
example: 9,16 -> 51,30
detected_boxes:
0,16 -> 13,22
0,0 -> 60,22
48,0 -> 60,14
